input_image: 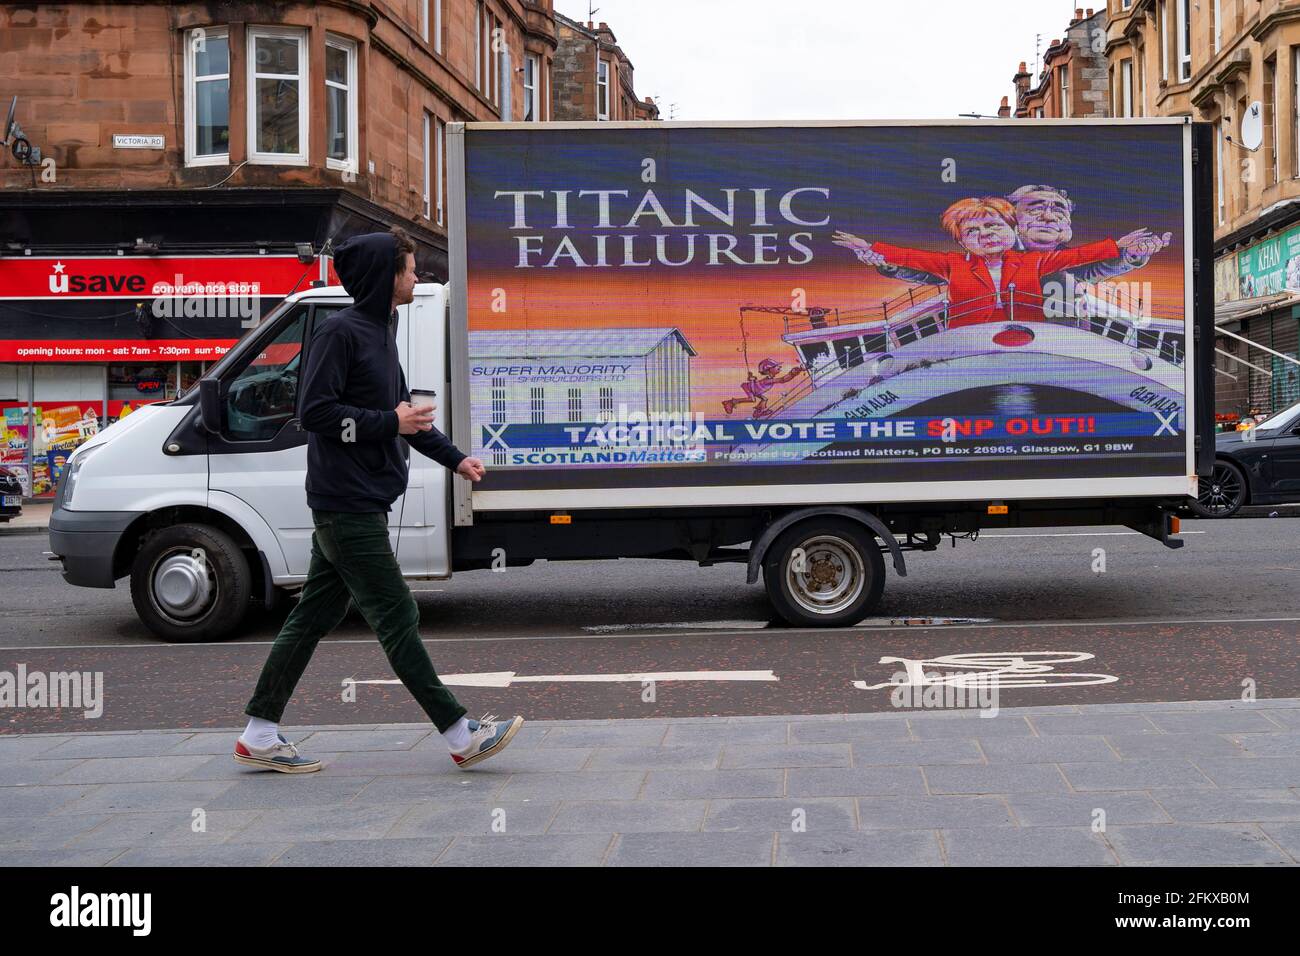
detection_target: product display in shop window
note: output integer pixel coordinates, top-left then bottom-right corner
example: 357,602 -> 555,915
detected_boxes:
0,399 -> 166,497
31,403 -> 98,497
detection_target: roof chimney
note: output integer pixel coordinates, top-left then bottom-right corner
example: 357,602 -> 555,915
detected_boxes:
1013,61 -> 1032,106
998,95 -> 1011,119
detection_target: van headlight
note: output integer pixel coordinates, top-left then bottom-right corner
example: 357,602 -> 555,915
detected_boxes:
63,443 -> 104,510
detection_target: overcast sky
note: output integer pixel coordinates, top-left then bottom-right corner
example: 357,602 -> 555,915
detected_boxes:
554,0 -> 1091,120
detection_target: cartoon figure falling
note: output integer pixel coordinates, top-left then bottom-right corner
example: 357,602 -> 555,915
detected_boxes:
722,357 -> 807,419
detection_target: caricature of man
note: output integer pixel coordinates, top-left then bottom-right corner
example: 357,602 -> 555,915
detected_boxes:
722,357 -> 807,419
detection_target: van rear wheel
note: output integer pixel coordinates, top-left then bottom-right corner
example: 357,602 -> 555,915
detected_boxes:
130,524 -> 251,642
762,517 -> 885,627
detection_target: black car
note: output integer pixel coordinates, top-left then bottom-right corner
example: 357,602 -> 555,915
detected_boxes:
0,466 -> 23,523
1192,400 -> 1300,517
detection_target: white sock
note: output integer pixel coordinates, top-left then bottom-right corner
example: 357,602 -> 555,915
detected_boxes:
442,717 -> 471,752
241,717 -> 280,749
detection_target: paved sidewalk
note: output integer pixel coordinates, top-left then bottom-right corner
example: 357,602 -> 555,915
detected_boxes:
1,698 -> 1298,866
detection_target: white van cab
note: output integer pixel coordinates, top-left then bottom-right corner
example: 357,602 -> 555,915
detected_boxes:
48,283 -> 455,642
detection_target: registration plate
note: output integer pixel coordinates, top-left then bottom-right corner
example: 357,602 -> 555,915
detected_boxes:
2,495 -> 20,507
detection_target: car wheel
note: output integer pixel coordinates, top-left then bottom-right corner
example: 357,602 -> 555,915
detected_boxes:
130,524 -> 252,642
1189,459 -> 1248,518
762,517 -> 885,627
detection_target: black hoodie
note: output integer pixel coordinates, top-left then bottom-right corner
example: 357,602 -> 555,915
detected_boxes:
298,231 -> 466,513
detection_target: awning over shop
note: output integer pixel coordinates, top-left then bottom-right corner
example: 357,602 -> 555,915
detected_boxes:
1215,292 -> 1298,327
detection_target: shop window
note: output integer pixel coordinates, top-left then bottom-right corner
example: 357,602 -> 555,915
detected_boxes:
108,364 -> 175,405
10,402 -> 102,497
0,366 -> 97,497
178,363 -> 204,397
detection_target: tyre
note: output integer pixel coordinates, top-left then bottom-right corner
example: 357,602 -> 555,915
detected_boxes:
761,517 -> 885,627
1189,459 -> 1248,518
130,524 -> 252,642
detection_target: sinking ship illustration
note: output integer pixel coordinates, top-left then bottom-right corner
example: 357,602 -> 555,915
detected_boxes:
724,282 -> 1187,460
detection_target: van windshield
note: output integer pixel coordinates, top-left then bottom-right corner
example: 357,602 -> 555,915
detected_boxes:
178,296 -> 329,398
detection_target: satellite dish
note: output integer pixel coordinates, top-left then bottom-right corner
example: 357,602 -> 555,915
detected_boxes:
2,96 -> 16,146
1240,101 -> 1264,152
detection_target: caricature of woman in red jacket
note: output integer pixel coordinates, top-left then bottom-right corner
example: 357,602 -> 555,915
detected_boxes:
832,197 -> 1162,328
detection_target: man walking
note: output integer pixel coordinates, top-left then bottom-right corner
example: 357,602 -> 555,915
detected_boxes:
234,227 -> 523,773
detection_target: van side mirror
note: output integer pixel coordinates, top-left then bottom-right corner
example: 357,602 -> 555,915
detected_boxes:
198,377 -> 222,434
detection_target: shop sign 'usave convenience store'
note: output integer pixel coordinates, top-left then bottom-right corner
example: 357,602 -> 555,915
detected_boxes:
0,254 -> 331,497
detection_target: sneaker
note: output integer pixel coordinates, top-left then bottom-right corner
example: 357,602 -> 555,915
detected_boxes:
450,714 -> 524,769
233,732 -> 322,774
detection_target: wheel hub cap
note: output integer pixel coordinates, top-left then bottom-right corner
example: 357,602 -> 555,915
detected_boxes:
153,553 -> 212,618
786,535 -> 866,615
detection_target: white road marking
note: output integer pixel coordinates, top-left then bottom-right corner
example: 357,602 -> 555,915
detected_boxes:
854,651 -> 1118,691
584,620 -> 770,632
585,616 -> 995,632
6,615 -> 1300,650
350,669 -> 779,688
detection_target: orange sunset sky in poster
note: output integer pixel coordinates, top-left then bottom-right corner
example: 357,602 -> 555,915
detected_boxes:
467,253 -> 1189,415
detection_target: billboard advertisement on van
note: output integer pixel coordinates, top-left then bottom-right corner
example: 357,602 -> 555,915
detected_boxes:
453,121 -> 1198,507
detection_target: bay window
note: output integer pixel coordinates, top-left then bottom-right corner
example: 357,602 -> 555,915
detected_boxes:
247,27 -> 309,164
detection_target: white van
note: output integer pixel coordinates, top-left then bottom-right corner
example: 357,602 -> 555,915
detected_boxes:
49,278 -> 1195,644
49,284 -> 457,641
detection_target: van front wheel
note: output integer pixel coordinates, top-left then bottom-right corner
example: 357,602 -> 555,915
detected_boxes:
130,524 -> 251,642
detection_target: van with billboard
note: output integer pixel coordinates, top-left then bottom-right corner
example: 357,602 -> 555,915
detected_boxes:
48,118 -> 1214,641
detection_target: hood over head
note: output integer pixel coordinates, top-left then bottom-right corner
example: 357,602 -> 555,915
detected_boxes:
334,232 -> 397,321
